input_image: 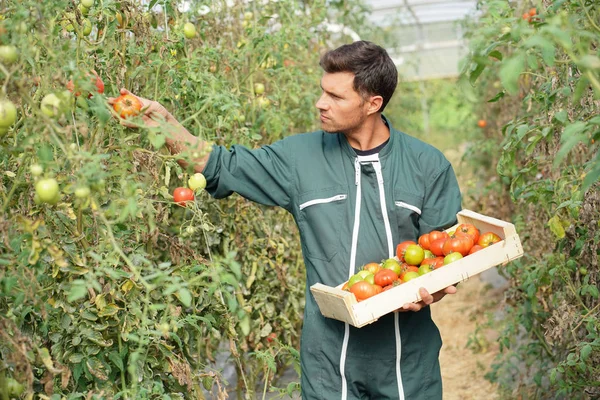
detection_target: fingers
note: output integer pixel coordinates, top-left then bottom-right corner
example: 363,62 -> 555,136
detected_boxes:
398,286 -> 458,313
445,285 -> 458,295
107,88 -> 134,104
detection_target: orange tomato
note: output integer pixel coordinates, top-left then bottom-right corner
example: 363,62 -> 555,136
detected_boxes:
113,94 -> 142,119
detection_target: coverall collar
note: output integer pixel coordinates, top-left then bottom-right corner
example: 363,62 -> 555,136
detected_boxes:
338,114 -> 395,160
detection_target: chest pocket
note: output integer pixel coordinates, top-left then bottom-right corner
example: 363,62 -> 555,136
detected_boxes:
298,187 -> 348,262
393,188 -> 423,242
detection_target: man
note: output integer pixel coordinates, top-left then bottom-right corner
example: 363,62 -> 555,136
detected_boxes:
110,40 -> 462,399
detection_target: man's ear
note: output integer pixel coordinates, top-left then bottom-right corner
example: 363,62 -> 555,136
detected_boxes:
366,95 -> 384,115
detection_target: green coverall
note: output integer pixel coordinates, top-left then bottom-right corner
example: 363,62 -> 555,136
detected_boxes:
202,117 -> 463,399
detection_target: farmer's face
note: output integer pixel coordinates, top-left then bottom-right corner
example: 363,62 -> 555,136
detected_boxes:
316,72 -> 369,134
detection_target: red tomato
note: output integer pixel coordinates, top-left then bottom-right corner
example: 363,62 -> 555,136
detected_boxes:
455,223 -> 480,244
468,244 -> 484,255
442,235 -> 474,256
428,230 -> 449,242
417,233 -> 430,250
113,94 -> 143,118
478,232 -> 502,247
173,187 -> 194,206
420,256 -> 444,269
374,269 -> 398,287
395,240 -> 416,262
350,281 -> 379,301
429,238 -> 446,256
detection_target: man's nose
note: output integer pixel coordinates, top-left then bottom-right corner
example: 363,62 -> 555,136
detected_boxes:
315,94 -> 328,110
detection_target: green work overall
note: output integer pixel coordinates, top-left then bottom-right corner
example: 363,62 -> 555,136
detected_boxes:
202,117 -> 462,399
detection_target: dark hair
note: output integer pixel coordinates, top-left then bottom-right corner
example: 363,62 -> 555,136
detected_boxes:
319,40 -> 398,113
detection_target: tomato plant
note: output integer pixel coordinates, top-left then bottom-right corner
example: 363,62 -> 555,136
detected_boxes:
0,0 -> 387,397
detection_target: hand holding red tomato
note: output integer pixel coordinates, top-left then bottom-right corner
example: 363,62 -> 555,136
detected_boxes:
107,88 -> 176,128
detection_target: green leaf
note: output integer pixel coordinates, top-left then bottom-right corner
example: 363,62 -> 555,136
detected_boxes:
177,288 -> 192,307
98,303 -> 120,317
488,50 -> 503,61
523,35 -> 555,66
582,159 -> 600,192
553,110 -> 568,124
500,54 -> 525,95
38,143 -> 54,162
581,343 -> 593,360
67,281 -> 88,302
554,122 -> 588,167
147,130 -> 166,149
573,77 -> 590,104
469,62 -> 486,85
576,55 -> 600,70
108,351 -> 124,371
547,216 -> 566,239
487,91 -> 505,103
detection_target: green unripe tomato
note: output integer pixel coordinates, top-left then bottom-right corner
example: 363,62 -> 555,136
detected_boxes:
82,18 -> 92,36
16,22 -> 28,34
183,22 -> 196,38
244,11 -> 253,20
81,0 -> 94,7
74,186 -> 91,198
0,99 -> 17,131
78,4 -> 90,15
0,45 -> 18,64
30,164 -> 43,177
35,178 -> 60,203
41,93 -> 62,117
62,13 -> 76,32
188,173 -> 207,191
257,97 -> 270,108
254,82 -> 265,95
6,378 -> 24,397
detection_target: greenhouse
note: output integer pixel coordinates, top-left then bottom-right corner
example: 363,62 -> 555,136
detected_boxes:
0,0 -> 598,399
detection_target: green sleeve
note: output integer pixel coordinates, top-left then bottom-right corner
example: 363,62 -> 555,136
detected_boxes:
202,139 -> 294,211
418,163 -> 462,236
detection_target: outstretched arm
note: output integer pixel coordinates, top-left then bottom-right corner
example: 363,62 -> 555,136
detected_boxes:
107,88 -> 212,173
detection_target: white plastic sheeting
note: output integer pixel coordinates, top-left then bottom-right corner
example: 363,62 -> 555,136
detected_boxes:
364,0 -> 479,80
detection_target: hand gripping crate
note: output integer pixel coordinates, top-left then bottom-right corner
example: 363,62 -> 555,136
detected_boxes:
309,209 -> 524,328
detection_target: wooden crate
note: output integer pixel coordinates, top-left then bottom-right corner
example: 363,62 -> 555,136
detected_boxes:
309,209 -> 524,328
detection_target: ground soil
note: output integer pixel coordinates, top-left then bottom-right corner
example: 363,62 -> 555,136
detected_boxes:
431,275 -> 504,399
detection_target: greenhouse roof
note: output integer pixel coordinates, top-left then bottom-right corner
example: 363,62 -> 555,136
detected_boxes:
362,0 -> 479,80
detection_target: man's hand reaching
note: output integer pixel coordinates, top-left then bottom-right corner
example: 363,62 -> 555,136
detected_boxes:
106,88 -> 210,173
107,88 -> 175,129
